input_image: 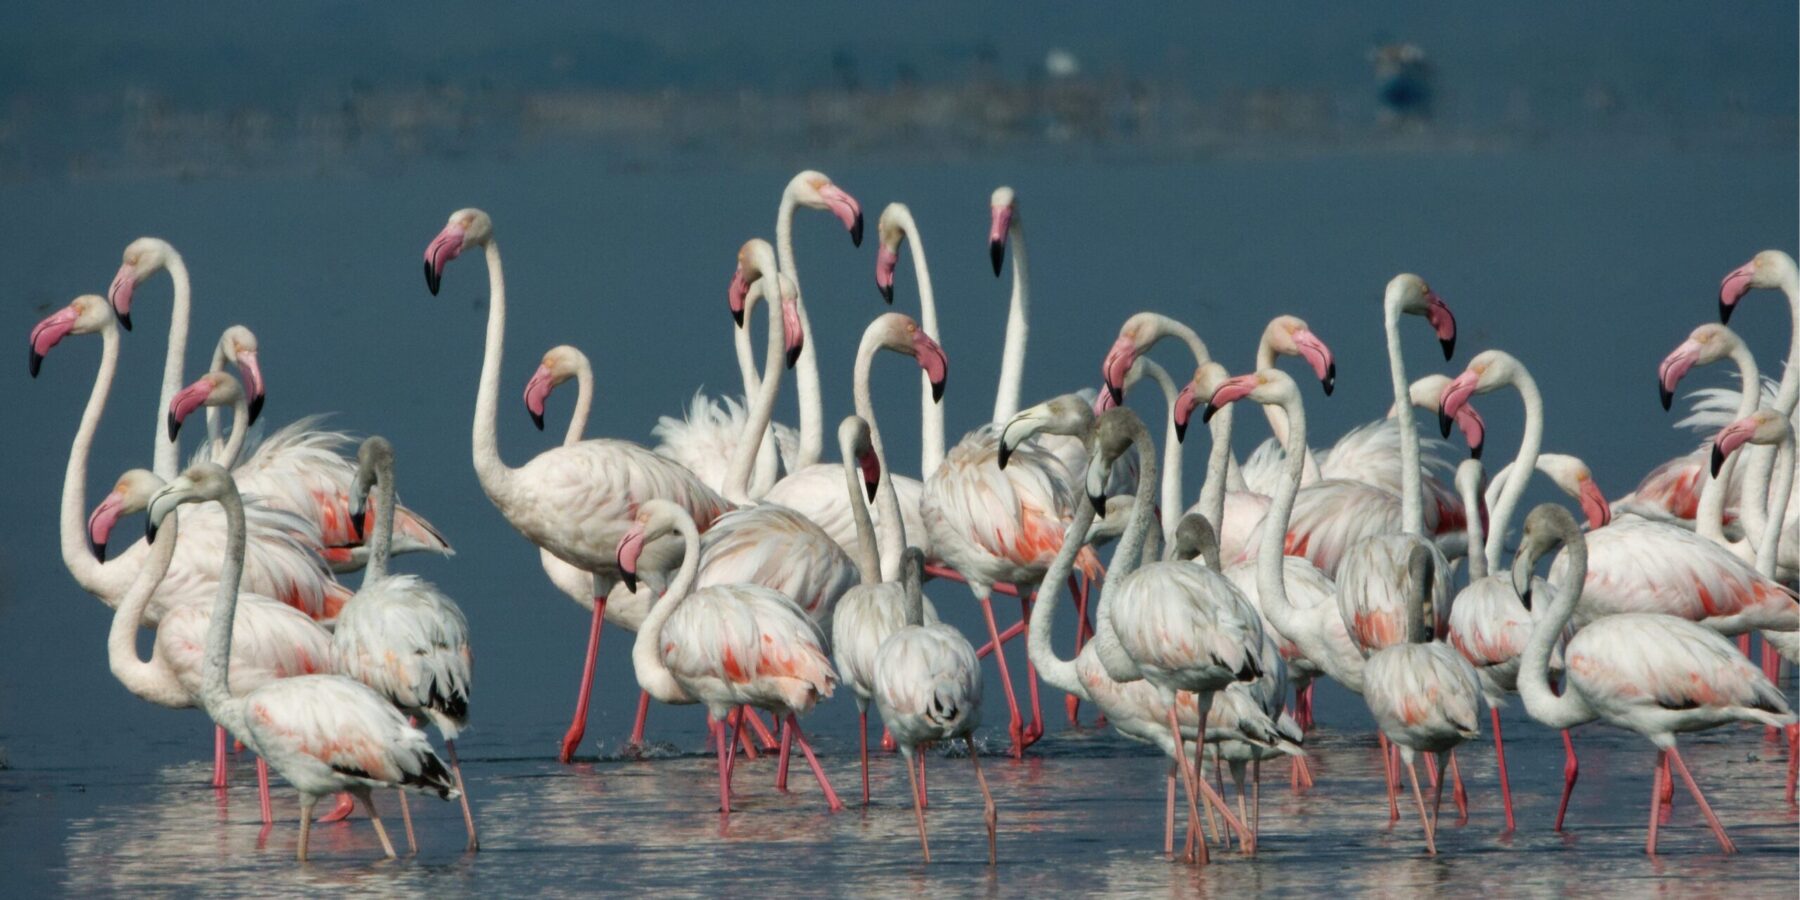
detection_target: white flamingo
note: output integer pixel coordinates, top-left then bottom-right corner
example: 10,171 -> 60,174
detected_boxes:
333,437 -> 479,852
1511,503 -> 1795,855
146,463 -> 460,862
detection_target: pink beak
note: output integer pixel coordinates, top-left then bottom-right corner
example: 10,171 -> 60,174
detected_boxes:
523,364 -> 556,431
1711,417 -> 1759,478
1657,340 -> 1702,411
1171,383 -> 1203,442
422,224 -> 467,295
1718,260 -> 1756,324
236,350 -> 265,425
108,262 -> 138,331
875,246 -> 899,304
1204,374 -> 1260,423
1437,369 -> 1480,438
1425,290 -> 1457,359
28,305 -> 81,377
781,295 -> 804,369
856,447 -> 881,501
1451,401 -> 1486,460
1292,329 -> 1336,396
912,331 -> 948,402
167,377 -> 215,440
1578,478 -> 1612,530
616,525 -> 648,591
87,490 -> 126,561
728,265 -> 751,327
817,184 -> 864,246
1092,384 -> 1119,415
988,206 -> 1013,276
1101,334 -> 1137,403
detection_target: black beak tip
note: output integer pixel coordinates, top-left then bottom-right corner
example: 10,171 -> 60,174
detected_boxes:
989,241 -> 1005,276
1519,587 -> 1532,609
1437,408 -> 1454,438
997,444 -> 1013,470
167,412 -> 182,441
530,410 -> 545,432
1088,494 -> 1106,517
145,521 -> 159,544
1323,363 -> 1336,396
1175,419 -> 1190,443
864,480 -> 878,502
850,216 -> 864,248
1659,385 -> 1674,411
786,345 -> 802,370
1718,299 -> 1733,324
29,350 -> 42,378
424,261 -> 442,296
247,393 -> 265,426
1710,443 -> 1726,478
931,380 -> 945,403
89,536 -> 106,562
621,571 -> 638,593
1470,440 -> 1484,461
878,281 -> 893,305
117,309 -> 132,332
350,506 -> 366,540
1200,404 -> 1219,425
731,307 -> 745,328
1440,337 -> 1456,360
1106,383 -> 1123,405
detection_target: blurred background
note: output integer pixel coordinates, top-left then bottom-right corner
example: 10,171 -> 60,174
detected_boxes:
0,3 -> 1794,890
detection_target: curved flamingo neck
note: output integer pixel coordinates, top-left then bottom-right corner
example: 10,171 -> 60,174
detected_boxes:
62,327 -> 122,598
471,241 -> 516,503
1199,401 -> 1234,541
108,508 -> 188,707
1485,366 -> 1543,571
1755,435 -> 1793,576
1775,275 -> 1799,416
1254,334 -> 1296,448
1093,414 -> 1158,682
1028,499 -> 1097,700
992,212 -> 1029,425
1722,342 -> 1769,540
1145,315 -> 1210,369
1517,523 -> 1592,731
205,340 -> 227,449
1129,359 -> 1186,537
154,254 -> 191,480
840,446 -> 881,586
892,207 -> 945,477
728,282 -> 781,495
199,482 -> 250,739
775,194 -> 823,468
630,515 -> 701,704
363,453 -> 399,584
1459,466 -> 1488,581
214,395 -> 249,470
1383,299 -> 1424,534
722,283 -> 788,505
565,358 -> 593,447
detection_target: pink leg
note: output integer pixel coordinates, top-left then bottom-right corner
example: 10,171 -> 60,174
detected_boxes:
714,714 -> 733,815
1378,733 -> 1399,823
1298,682 -> 1315,731
881,727 -> 896,753
1785,724 -> 1798,805
919,753 -> 928,809
736,715 -> 758,760
743,708 -> 779,750
318,792 -> 355,823
1020,595 -> 1044,747
859,709 -> 871,806
1667,746 -> 1737,853
446,739 -> 480,852
1491,708 -> 1515,832
559,595 -> 607,763
775,717 -> 793,792
975,620 -> 1025,659
723,708 -> 746,789
1647,749 -> 1666,855
786,715 -> 844,812
1737,633 -> 1752,656
1762,641 -> 1782,740
256,756 -> 273,825
1448,751 -> 1468,821
1164,763 -> 1177,857
925,564 -> 1019,598
1555,730 -> 1579,831
213,725 -> 229,788
978,592 -> 1027,758
1659,754 -> 1674,822
627,690 -> 651,749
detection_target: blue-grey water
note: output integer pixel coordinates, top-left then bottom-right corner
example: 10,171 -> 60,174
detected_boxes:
2,3 -> 1797,896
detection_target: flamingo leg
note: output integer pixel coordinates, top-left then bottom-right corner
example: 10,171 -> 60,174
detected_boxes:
1555,729 -> 1579,831
1164,763 -> 1177,857
1020,594 -> 1044,746
724,708 -> 746,790
736,715 -> 758,760
1379,733 -> 1399,823
967,737 -> 998,865
713,714 -> 733,815
977,590 -> 1027,757
1199,751 -> 1222,847
975,619 -> 1026,659
903,750 -> 930,863
1253,758 -> 1262,838
1429,752 -> 1446,849
627,690 -> 651,750
1167,707 -> 1207,865
256,756 -> 273,826
859,708 -> 871,806
1785,723 -> 1798,805
1404,753 -> 1436,855
297,795 -> 318,862
919,753 -> 928,809
358,790 -> 398,860
1448,749 -> 1468,822
786,715 -> 845,812
775,717 -> 793,792
1659,754 -> 1675,822
559,594 -> 606,763
396,789 -> 417,855
743,708 -> 778,750
881,727 -> 896,753
1213,747 -> 1231,849
446,739 -> 479,852
1231,761 -> 1253,855
1666,747 -> 1737,854
1489,708 -> 1515,832
1647,749 -> 1666,855
320,792 -> 356,823
925,564 -> 1020,598
213,725 -> 229,788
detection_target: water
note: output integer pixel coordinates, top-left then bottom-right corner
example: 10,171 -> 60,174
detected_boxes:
2,4 -> 1798,895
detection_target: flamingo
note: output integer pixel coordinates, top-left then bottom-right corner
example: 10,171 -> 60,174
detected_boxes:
1510,503 -> 1795,855
421,208 -> 733,762
35,295 -> 350,626
104,237 -> 188,478
97,470 -> 333,827
618,500 -> 843,814
870,550 -> 997,865
1716,251 -> 1799,576
332,437 -> 479,853
145,463 -> 460,862
874,201 -> 948,479
1485,453 -> 1612,532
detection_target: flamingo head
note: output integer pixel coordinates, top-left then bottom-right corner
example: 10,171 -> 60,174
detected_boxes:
728,237 -> 780,327
616,499 -> 688,593
1711,408 -> 1791,478
107,237 -> 177,332
422,208 -> 492,296
839,415 -> 881,501
1387,273 -> 1457,360
523,345 -> 590,432
787,171 -> 863,246
1263,315 -> 1336,396
167,371 -> 243,441
29,294 -> 114,378
1100,315 -> 1156,405
87,469 -> 165,561
1512,503 -> 1580,604
1437,350 -> 1518,438
998,394 -> 1094,469
871,313 -> 946,402
1406,375 -> 1485,459
347,436 -> 395,541
215,325 -> 266,425
1173,361 -> 1230,442
1453,459 -> 1490,537
988,186 -> 1017,276
1656,323 -> 1737,411
1085,408 -> 1147,513
1204,368 -> 1300,424
1718,250 -> 1795,324
145,463 -> 234,544
874,205 -> 907,305
1533,454 -> 1612,530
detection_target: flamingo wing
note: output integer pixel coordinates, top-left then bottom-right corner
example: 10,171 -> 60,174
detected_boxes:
332,574 -> 474,736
